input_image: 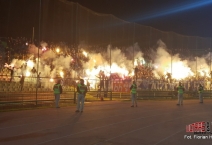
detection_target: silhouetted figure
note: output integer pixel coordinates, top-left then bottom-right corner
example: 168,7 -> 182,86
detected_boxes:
198,84 -> 204,103
9,67 -> 15,82
31,67 -> 37,78
100,71 -> 105,91
96,70 -> 105,91
87,80 -> 90,91
134,67 -> 138,81
166,72 -> 171,82
105,76 -> 109,91
37,72 -> 41,88
20,75 -> 25,91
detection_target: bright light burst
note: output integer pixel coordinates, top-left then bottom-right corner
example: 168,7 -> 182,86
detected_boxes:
60,71 -> 64,78
26,71 -> 30,77
198,67 -> 210,77
42,46 -> 47,52
85,62 -> 130,80
26,60 -> 34,68
110,63 -> 129,76
164,61 -> 194,80
56,48 -> 60,53
83,51 -> 88,57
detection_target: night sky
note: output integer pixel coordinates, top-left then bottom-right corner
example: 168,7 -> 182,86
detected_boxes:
1,0 -> 212,38
69,0 -> 212,37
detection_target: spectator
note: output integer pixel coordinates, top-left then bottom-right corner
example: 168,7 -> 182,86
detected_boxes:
20,75 -> 25,91
31,67 -> 37,78
37,72 -> 41,88
198,84 -> 204,103
87,80 -> 90,91
9,66 -> 15,82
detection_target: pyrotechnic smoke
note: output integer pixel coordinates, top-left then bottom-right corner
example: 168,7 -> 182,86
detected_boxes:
152,40 -> 171,75
151,40 -> 195,79
126,43 -> 143,59
108,47 -> 133,72
83,44 -> 144,80
151,40 -> 211,80
5,39 -> 212,90
40,41 -> 48,48
188,56 -> 210,77
50,55 -> 73,78
40,49 -> 56,60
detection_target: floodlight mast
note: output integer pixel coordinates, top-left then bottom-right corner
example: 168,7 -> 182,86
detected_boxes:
36,0 -> 42,105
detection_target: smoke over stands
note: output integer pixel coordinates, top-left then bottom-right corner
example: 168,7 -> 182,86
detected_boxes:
2,39 -> 212,89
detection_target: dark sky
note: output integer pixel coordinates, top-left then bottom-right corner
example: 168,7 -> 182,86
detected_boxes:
69,0 -> 212,38
0,0 -> 40,38
1,0 -> 212,38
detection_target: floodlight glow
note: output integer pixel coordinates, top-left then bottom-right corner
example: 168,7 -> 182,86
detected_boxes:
132,0 -> 212,21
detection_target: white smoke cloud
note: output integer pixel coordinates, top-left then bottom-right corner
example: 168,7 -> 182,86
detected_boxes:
6,39 -> 212,89
40,50 -> 56,60
152,40 -> 211,80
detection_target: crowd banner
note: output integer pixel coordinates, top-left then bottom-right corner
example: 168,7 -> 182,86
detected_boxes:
113,82 -> 130,92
